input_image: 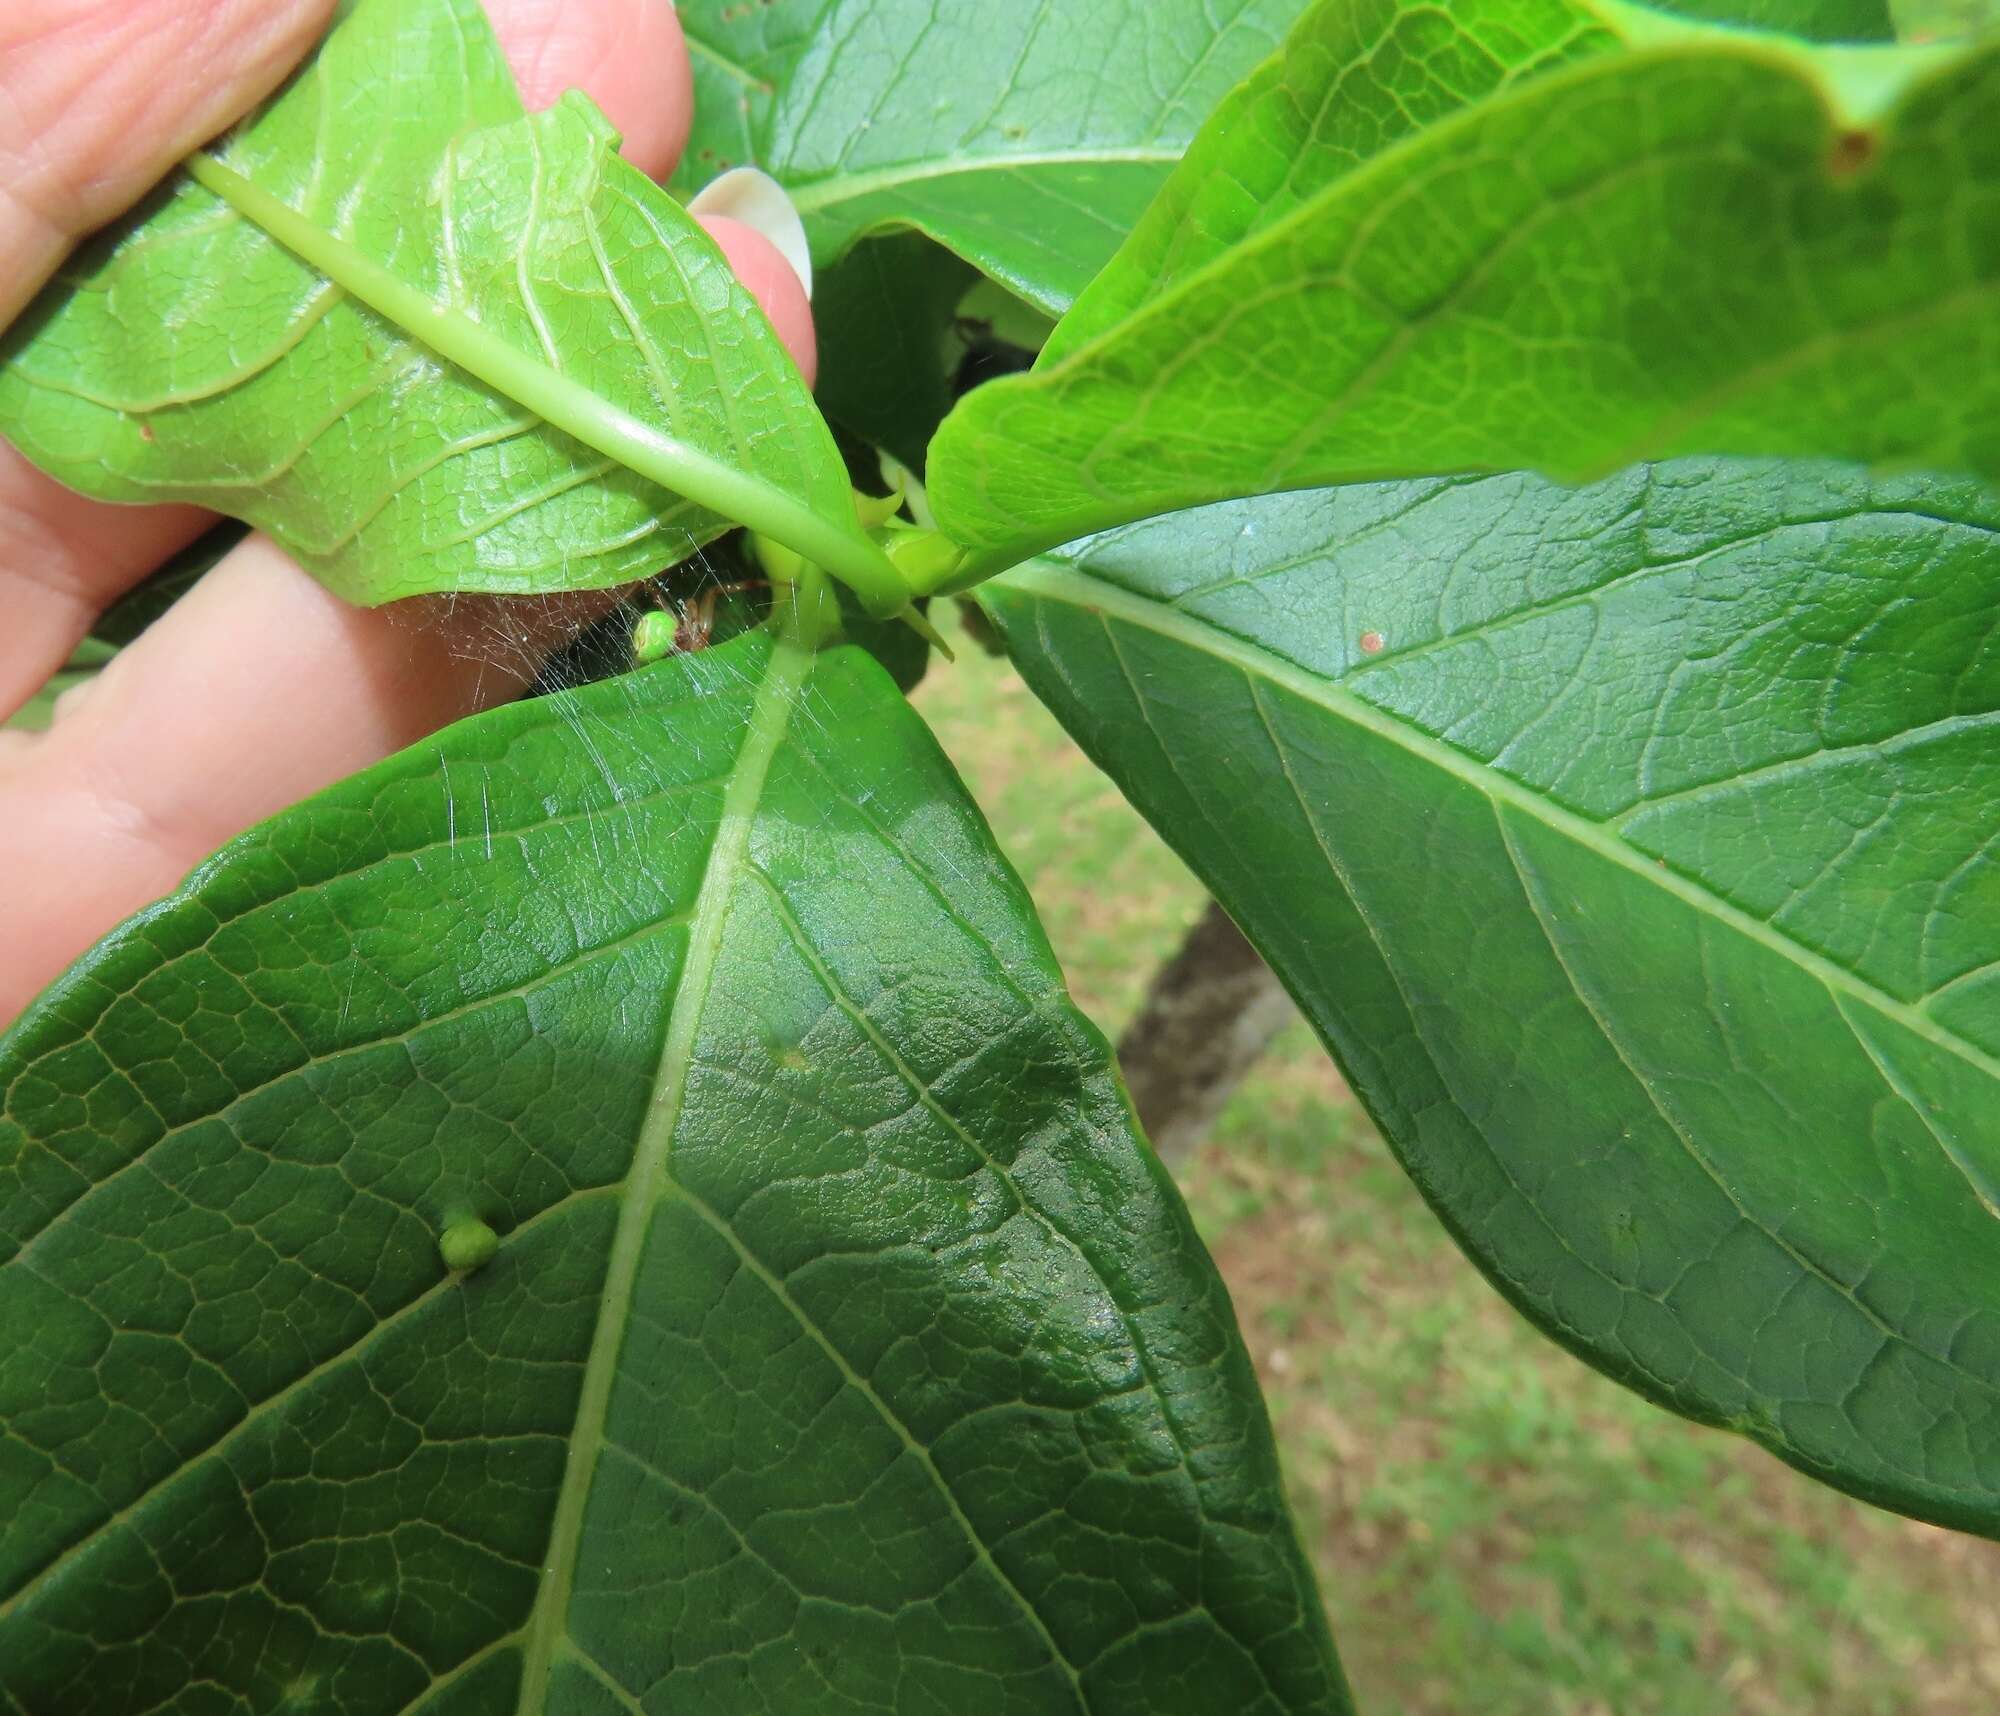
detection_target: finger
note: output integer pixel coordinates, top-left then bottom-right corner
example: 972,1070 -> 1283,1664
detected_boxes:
484,0 -> 693,182
0,0 -> 716,722
0,0 -> 336,711
700,215 -> 818,387
0,537 -> 614,1023
0,0 -> 336,328
0,0 -> 821,1026
0,447 -> 209,715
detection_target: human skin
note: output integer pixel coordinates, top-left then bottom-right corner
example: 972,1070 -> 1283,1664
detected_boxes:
0,0 -> 817,1025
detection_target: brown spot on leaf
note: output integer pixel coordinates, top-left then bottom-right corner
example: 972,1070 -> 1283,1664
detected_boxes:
1828,127 -> 1877,181
1358,630 -> 1386,655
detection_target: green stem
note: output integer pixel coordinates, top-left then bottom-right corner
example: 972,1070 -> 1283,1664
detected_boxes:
187,155 -> 912,617
771,561 -> 841,651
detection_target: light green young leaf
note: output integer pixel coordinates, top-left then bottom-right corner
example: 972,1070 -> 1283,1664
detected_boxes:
0,633 -> 1347,1715
0,0 -> 904,613
979,462 -> 2000,1536
927,0 -> 1999,566
1032,0 -> 1624,363
673,0 -> 1308,315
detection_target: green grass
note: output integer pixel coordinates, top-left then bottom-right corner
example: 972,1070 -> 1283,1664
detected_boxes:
914,606 -> 2000,1716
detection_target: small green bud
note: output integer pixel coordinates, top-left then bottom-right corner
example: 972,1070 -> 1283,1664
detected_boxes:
438,1218 -> 499,1274
881,527 -> 970,597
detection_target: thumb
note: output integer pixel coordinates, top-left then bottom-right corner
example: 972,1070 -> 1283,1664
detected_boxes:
0,0 -> 336,327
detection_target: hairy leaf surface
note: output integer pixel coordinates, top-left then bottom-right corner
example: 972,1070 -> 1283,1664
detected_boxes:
0,0 -> 897,610
928,0 -> 2000,563
673,0 -> 1307,315
0,634 -> 1345,1715
980,464 -> 2000,1536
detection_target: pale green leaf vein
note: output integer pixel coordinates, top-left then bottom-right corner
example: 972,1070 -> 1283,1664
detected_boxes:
514,633 -> 812,1714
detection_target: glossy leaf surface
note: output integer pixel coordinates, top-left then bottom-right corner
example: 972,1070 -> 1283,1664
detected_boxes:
673,0 -> 1307,315
929,0 -> 2000,563
0,634 -> 1345,1715
980,464 -> 2000,1536
0,0 -> 897,610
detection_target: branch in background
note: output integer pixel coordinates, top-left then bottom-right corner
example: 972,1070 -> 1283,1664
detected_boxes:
1119,899 -> 1293,1164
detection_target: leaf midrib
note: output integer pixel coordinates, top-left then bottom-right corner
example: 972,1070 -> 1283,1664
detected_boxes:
685,30 -> 771,94
513,632 -> 813,1716
682,2 -> 1187,219
997,557 -> 2000,1090
181,149 -> 906,611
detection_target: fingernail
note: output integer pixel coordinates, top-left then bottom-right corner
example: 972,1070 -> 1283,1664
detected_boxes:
689,167 -> 813,300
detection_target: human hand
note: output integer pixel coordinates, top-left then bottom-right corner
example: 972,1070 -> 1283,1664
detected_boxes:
0,0 -> 815,1026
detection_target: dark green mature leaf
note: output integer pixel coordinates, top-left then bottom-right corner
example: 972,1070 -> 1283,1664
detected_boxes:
0,632 -> 1346,1715
815,235 -> 979,472
928,0 -> 2000,565
0,0 -> 901,612
979,463 -> 2000,1536
673,0 -> 1308,315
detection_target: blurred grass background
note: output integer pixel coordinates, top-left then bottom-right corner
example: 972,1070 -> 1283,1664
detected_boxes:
914,605 -> 2000,1716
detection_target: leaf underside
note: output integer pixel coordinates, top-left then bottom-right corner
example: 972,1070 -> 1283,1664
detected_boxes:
0,0 -> 869,608
928,0 -> 2000,562
672,0 -> 1308,315
980,459 -> 2000,1537
0,635 -> 1346,1716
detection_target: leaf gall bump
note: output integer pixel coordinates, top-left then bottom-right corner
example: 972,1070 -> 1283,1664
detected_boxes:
439,1217 -> 499,1273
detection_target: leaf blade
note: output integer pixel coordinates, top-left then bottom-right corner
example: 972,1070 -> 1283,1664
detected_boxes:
977,464 -> 2000,1535
673,0 -> 1309,314
1649,0 -> 1895,36
0,636 -> 1347,1714
0,0 -> 899,610
928,0 -> 2000,563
